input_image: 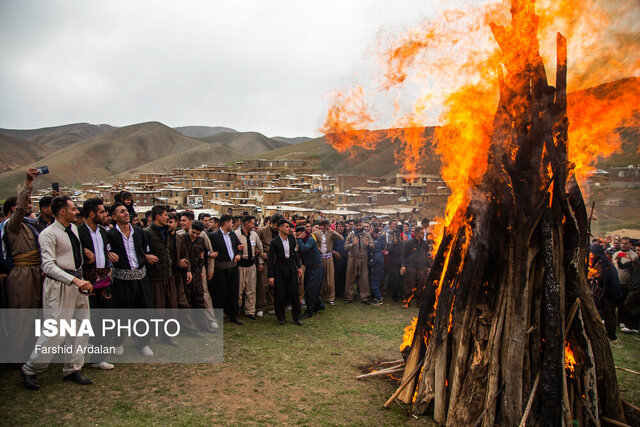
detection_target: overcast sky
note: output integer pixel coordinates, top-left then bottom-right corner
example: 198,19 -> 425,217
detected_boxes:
0,0 -> 460,137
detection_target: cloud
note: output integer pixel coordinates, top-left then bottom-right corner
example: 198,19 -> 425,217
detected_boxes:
0,0 -> 438,136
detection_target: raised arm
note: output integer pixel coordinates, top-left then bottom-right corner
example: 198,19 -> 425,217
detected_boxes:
7,169 -> 38,234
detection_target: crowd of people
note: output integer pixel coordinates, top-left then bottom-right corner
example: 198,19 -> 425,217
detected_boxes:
0,169 -> 435,390
589,235 -> 640,343
6,168 -> 636,390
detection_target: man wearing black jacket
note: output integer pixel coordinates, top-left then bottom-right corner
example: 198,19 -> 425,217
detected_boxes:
400,227 -> 432,309
144,206 -> 177,312
107,202 -> 155,357
144,205 -> 179,346
78,198 -> 116,370
209,214 -> 243,324
268,219 -> 304,325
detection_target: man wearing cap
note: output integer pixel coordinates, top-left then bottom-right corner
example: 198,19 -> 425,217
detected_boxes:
268,219 -> 304,325
234,215 -> 263,320
312,219 -> 343,306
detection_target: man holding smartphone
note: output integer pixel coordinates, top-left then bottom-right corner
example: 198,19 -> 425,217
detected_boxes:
22,195 -> 94,390
4,168 -> 43,364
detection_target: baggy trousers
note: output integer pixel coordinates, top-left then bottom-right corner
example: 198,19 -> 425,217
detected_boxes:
403,267 -> 428,306
304,264 -> 324,314
172,272 -> 197,332
257,264 -> 274,312
238,265 -> 257,316
345,257 -> 370,302
320,257 -> 335,303
22,279 -> 90,376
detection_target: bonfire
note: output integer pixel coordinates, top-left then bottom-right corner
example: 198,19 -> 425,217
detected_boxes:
331,0 -> 638,425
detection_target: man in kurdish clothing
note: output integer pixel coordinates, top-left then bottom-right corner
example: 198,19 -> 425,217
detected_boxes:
4,169 -> 43,363
343,219 -> 375,305
178,211 -> 218,330
144,205 -> 180,346
78,197 -> 116,370
312,220 -> 343,306
21,196 -> 94,390
400,227 -> 432,309
209,214 -> 243,325
107,203 -> 155,357
268,219 -> 304,325
167,212 -> 203,337
234,215 -> 263,320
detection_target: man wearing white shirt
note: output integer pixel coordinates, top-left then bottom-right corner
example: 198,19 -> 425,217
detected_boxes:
209,214 -> 243,324
268,219 -> 304,325
107,203 -> 155,357
21,196 -> 94,390
234,215 -> 263,320
78,197 -> 117,370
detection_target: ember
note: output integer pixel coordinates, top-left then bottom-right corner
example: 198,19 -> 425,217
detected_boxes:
565,342 -> 577,375
400,317 -> 417,352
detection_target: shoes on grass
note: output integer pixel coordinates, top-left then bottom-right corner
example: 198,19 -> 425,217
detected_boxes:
91,361 -> 115,370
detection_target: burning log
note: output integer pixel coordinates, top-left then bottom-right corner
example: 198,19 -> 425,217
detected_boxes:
389,0 -> 627,425
356,364 -> 405,380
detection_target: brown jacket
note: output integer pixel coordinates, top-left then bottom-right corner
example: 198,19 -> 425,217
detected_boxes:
256,225 -> 277,261
312,229 -> 344,255
344,231 -> 374,259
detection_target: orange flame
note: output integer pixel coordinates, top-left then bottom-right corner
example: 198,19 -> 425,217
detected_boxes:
448,295 -> 456,333
324,0 -> 640,353
321,0 -> 639,214
400,316 -> 417,352
565,341 -> 577,375
588,267 -> 598,280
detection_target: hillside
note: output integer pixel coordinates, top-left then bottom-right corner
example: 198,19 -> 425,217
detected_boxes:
0,133 -> 50,172
0,122 -> 207,197
198,131 -> 288,154
173,125 -> 237,139
569,77 -> 640,168
0,122 -> 114,151
272,136 -> 313,145
121,143 -> 244,176
257,127 -> 440,177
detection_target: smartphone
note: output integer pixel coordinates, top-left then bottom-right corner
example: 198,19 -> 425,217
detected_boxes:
35,166 -> 50,175
52,182 -> 60,192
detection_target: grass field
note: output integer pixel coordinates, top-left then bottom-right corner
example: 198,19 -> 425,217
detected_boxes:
0,301 -> 638,426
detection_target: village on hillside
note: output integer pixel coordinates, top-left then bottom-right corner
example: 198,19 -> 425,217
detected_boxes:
25,158 -> 640,231
28,158 -> 454,221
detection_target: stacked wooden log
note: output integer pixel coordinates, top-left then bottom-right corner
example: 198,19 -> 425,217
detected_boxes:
383,0 -> 628,425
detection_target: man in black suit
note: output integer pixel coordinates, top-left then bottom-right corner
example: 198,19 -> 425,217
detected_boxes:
268,218 -> 304,326
78,198 -> 117,370
107,202 -> 156,357
209,214 -> 243,325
